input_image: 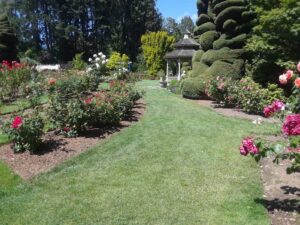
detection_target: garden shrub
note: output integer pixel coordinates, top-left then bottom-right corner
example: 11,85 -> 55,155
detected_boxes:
86,52 -> 109,90
0,60 -> 31,101
48,78 -> 142,137
141,31 -> 175,78
194,22 -> 216,36
190,0 -> 255,83
199,31 -> 219,51
196,14 -> 211,26
72,52 -> 86,70
207,76 -> 286,114
181,78 -> 207,99
107,52 -> 129,70
2,114 -> 44,153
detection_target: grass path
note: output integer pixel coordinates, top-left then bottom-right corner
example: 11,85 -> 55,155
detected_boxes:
0,80 -> 275,225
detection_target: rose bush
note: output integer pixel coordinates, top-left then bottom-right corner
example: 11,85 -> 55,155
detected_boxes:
2,114 -> 44,153
0,60 -> 31,101
240,61 -> 300,174
86,52 -> 109,90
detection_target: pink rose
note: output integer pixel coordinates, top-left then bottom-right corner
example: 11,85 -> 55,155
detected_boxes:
297,62 -> 300,73
263,106 -> 274,118
279,74 -> 288,84
239,138 -> 259,156
282,114 -> 300,136
285,70 -> 293,80
272,100 -> 285,112
295,78 -> 300,89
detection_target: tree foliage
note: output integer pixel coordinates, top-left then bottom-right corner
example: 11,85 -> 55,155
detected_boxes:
0,13 -> 18,62
163,16 -> 195,40
246,0 -> 300,84
3,0 -> 162,62
141,31 -> 175,78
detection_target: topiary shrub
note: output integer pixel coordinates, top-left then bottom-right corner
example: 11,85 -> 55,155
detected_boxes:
190,0 -> 256,85
181,78 -> 207,99
194,22 -> 216,36
0,14 -> 18,62
199,31 -> 220,51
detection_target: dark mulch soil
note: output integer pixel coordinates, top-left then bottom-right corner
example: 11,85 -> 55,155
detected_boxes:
195,99 -> 300,225
0,100 -> 146,181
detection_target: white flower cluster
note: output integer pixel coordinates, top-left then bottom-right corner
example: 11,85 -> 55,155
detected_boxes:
87,52 -> 109,72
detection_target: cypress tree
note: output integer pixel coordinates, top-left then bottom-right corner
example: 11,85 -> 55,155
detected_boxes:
0,13 -> 18,62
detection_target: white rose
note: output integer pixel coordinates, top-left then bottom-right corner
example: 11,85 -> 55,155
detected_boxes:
98,52 -> 102,56
95,57 -> 100,62
93,54 -> 97,58
88,58 -> 92,62
96,63 -> 100,68
101,55 -> 106,59
87,67 -> 92,72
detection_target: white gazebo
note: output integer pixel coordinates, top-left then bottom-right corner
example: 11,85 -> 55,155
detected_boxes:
165,33 -> 200,81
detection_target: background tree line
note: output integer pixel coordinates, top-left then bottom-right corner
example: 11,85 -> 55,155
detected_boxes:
0,0 -> 162,62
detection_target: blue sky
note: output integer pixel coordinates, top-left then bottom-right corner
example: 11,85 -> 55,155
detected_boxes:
157,0 -> 198,22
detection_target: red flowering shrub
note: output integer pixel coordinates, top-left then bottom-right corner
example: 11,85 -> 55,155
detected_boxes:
2,114 -> 44,153
0,60 -> 31,100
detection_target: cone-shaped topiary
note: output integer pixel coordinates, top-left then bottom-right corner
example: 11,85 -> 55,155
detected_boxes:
185,0 -> 256,92
0,14 -> 18,62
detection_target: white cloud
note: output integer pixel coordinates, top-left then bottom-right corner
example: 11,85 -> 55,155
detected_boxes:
177,12 -> 198,23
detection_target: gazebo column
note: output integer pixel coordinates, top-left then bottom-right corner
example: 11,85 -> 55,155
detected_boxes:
166,60 -> 169,82
177,59 -> 181,81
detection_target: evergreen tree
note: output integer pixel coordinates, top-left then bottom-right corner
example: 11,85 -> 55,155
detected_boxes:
0,13 -> 18,62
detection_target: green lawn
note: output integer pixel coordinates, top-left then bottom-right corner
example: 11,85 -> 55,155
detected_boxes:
0,80 -> 275,225
0,95 -> 48,115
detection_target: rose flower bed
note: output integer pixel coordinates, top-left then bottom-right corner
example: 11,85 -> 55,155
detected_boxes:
240,61 -> 300,174
0,52 -> 143,154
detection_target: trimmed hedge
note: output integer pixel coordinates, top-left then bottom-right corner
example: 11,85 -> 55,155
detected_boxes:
190,61 -> 209,77
200,48 -> 245,66
194,22 -> 216,36
214,0 -> 245,15
181,78 -> 207,99
213,33 -> 247,50
215,6 -> 246,30
196,14 -> 211,26
199,31 -> 219,51
192,50 -> 205,63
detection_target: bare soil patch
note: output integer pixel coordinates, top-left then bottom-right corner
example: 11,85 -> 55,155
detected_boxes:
0,100 -> 146,180
194,99 -> 299,225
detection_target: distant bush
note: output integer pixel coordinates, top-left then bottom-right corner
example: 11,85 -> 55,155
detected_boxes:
72,52 -> 87,70
181,78 -> 207,99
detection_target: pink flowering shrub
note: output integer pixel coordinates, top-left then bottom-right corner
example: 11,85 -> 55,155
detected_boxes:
207,76 -> 285,114
2,114 -> 44,153
282,115 -> 300,136
240,61 -> 300,174
239,138 -> 259,156
263,100 -> 285,118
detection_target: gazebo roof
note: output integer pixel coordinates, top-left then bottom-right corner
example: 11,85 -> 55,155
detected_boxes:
165,49 -> 197,59
173,36 -> 200,48
165,33 -> 200,60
